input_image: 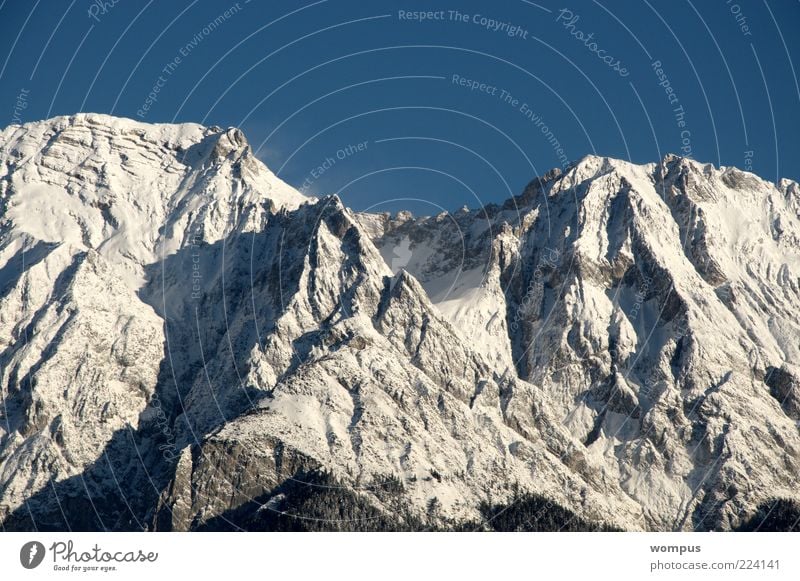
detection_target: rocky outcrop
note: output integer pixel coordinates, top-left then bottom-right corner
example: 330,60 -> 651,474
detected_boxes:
2,115 -> 799,531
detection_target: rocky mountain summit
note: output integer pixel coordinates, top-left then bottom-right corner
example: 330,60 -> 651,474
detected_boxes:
1,114 -> 798,531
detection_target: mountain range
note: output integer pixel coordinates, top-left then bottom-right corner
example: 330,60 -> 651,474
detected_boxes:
1,113 -> 798,531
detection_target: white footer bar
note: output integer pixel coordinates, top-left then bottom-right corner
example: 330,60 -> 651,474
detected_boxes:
1,532 -> 797,580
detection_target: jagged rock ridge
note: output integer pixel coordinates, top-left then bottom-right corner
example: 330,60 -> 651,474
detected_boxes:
1,115 -> 798,531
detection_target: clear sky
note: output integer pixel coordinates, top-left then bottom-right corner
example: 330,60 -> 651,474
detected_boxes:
1,0 -> 799,213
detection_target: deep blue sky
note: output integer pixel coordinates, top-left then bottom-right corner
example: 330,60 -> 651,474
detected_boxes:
1,0 -> 799,213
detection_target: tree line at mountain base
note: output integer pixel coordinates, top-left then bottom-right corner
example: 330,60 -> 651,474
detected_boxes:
734,499 -> 800,532
197,469 -> 620,532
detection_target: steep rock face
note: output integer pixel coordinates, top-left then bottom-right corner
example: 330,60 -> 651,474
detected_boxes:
0,247 -> 163,522
1,114 -> 799,531
367,155 -> 800,530
149,196 -> 641,531
0,114 -> 306,526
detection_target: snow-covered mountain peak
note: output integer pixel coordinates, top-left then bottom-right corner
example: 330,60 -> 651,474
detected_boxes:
363,152 -> 800,530
0,114 -> 307,286
2,116 -> 800,532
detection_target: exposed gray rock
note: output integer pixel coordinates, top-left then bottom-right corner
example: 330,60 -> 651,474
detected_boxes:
2,116 -> 800,531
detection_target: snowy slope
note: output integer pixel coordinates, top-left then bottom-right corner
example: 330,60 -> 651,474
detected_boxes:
365,154 -> 800,530
145,195 -> 643,530
1,114 -> 799,531
0,114 -> 306,527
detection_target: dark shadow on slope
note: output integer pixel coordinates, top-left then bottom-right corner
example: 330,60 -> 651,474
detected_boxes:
196,469 -> 426,532
0,250 -> 86,437
138,198 -> 357,442
0,240 -> 60,298
196,470 -> 620,532
735,499 -> 800,532
2,197 -> 381,531
764,366 -> 800,422
2,424 -> 174,531
1,225 -> 278,530
474,493 -> 622,532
